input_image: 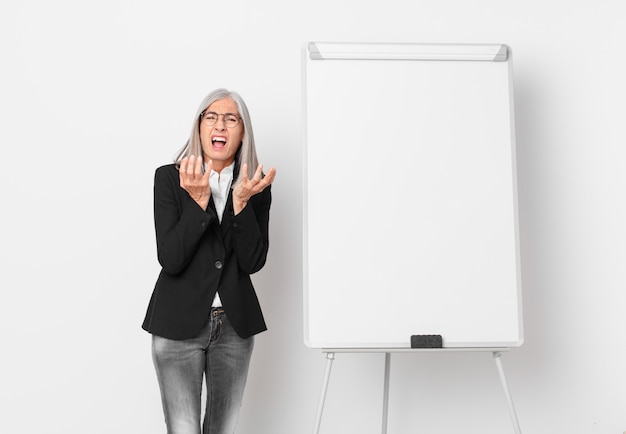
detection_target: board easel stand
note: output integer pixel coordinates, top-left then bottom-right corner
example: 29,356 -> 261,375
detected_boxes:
313,348 -> 522,434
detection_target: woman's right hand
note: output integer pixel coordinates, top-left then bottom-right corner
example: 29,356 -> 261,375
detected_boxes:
179,155 -> 211,210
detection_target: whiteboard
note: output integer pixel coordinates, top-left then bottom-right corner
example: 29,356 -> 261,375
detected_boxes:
302,42 -> 522,349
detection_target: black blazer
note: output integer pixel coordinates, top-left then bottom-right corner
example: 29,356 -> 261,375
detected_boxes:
142,163 -> 271,340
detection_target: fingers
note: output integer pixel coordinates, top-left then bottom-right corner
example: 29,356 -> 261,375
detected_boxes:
253,164 -> 264,181
180,156 -> 206,177
250,164 -> 276,185
179,155 -> 211,191
193,156 -> 203,177
262,167 -> 276,186
232,164 -> 275,213
240,163 -> 249,183
179,157 -> 187,186
254,166 -> 276,190
204,159 -> 213,179
180,157 -> 188,172
180,158 -> 275,203
247,165 -> 276,193
184,155 -> 201,178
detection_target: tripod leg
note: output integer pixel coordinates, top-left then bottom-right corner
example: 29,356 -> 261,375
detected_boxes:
381,352 -> 391,434
313,352 -> 336,434
493,351 -> 522,434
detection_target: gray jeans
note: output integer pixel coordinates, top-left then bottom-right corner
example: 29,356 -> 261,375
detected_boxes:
152,308 -> 254,434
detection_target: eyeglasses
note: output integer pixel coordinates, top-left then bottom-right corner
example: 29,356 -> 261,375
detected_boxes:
201,111 -> 242,129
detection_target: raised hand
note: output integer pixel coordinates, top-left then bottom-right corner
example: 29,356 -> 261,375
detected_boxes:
233,163 -> 276,215
179,155 -> 211,210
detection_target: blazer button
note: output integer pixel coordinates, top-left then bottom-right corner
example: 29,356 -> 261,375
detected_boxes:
214,260 -> 223,269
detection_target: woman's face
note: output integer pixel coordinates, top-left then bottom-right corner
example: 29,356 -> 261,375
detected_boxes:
199,98 -> 244,172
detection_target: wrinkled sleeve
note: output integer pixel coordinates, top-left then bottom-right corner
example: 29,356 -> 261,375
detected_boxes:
231,185 -> 272,274
153,166 -> 217,275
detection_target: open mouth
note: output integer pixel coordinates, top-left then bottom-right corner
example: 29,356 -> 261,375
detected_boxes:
212,136 -> 227,148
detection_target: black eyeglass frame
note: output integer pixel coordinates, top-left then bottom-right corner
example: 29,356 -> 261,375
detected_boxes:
200,111 -> 242,129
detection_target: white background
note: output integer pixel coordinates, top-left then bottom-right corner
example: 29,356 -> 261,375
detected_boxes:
1,1 -> 624,433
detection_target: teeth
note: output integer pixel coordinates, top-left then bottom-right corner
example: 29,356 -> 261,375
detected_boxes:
213,137 -> 226,143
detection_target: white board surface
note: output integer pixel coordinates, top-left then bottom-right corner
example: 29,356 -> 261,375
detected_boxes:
302,42 -> 522,349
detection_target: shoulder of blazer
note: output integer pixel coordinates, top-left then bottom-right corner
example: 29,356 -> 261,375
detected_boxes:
154,164 -> 187,201
155,163 -> 179,183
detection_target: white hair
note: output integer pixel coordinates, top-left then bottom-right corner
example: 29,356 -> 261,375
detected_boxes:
174,88 -> 259,188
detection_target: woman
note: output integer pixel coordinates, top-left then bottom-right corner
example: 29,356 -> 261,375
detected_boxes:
142,88 -> 276,434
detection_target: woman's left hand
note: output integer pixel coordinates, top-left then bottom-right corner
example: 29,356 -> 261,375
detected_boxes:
233,164 -> 276,215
